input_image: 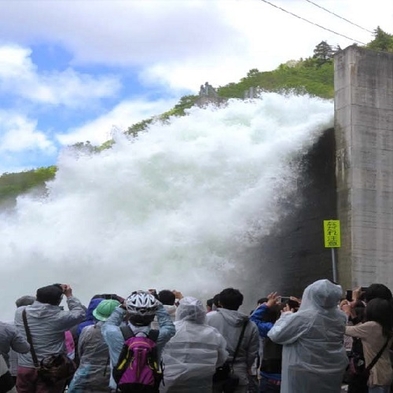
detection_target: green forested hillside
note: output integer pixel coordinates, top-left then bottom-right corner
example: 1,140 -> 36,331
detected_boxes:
218,60 -> 334,99
0,166 -> 56,207
1,28 -> 392,206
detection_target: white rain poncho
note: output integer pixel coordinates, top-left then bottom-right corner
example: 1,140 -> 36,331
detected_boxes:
267,279 -> 348,393
161,297 -> 228,393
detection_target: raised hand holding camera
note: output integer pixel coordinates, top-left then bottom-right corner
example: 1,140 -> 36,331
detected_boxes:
266,292 -> 279,308
60,284 -> 73,298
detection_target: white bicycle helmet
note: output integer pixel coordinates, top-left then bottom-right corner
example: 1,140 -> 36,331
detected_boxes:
125,290 -> 159,316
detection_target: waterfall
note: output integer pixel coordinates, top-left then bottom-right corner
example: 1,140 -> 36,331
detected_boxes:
0,92 -> 334,319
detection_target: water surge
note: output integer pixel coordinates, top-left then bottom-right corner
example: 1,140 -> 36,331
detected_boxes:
0,93 -> 334,319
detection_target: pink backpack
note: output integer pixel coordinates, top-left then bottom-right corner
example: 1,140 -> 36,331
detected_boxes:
113,326 -> 162,393
64,330 -> 75,360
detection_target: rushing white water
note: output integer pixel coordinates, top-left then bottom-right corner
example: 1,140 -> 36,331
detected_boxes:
0,93 -> 333,320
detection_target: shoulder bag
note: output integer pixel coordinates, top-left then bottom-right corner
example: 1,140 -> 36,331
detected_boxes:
0,354 -> 15,393
348,335 -> 390,388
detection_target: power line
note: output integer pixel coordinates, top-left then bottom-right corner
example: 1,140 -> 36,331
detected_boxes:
305,0 -> 373,34
259,0 -> 366,45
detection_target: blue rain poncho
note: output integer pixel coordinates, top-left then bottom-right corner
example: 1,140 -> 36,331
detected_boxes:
161,297 -> 228,393
267,279 -> 348,393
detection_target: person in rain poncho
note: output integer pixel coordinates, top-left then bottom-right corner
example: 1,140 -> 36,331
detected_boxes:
68,299 -> 120,393
14,284 -> 85,393
161,297 -> 228,393
207,288 -> 260,393
267,279 -> 348,393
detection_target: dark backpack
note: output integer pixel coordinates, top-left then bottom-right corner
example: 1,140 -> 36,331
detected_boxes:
113,326 -> 162,393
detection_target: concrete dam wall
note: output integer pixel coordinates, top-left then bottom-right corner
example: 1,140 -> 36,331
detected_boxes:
335,45 -> 393,291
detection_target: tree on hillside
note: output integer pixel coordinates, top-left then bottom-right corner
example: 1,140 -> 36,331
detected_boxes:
171,95 -> 199,115
126,118 -> 153,138
367,26 -> 393,52
313,41 -> 335,66
247,68 -> 260,78
69,141 -> 98,153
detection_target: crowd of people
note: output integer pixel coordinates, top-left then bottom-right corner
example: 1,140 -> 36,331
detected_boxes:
0,280 -> 392,393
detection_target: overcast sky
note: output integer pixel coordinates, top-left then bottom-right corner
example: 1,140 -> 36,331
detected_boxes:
0,0 -> 391,174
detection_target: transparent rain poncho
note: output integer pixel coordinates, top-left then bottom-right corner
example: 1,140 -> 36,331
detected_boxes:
161,297 -> 228,393
68,322 -> 110,393
268,279 -> 348,393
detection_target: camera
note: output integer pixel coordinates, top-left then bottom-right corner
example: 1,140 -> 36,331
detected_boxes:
148,289 -> 159,299
345,290 -> 353,301
280,296 -> 300,311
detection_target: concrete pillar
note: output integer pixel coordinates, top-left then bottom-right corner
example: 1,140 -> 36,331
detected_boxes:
334,45 -> 393,290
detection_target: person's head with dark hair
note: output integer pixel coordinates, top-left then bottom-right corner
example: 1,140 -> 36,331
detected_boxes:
364,284 -> 392,303
158,290 -> 176,306
257,297 -> 268,306
287,298 -> 301,312
15,295 -> 35,308
352,299 -> 366,322
206,298 -> 213,312
36,284 -> 64,306
365,297 -> 393,337
212,294 -> 221,310
219,288 -> 243,311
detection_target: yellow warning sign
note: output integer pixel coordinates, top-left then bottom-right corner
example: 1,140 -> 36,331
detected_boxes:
323,220 -> 341,248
